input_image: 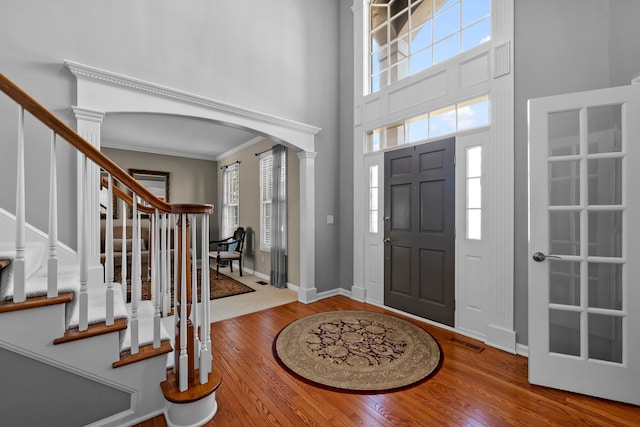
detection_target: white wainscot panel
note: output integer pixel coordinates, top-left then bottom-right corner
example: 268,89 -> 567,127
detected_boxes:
459,53 -> 490,89
458,254 -> 487,335
365,242 -> 383,304
464,255 -> 484,311
364,99 -> 382,123
388,71 -> 448,114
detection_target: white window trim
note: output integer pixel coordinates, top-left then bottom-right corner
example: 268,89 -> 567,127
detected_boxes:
259,152 -> 273,252
259,149 -> 286,252
221,162 -> 240,239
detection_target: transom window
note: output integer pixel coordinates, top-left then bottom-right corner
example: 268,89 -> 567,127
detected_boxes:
369,0 -> 491,93
365,95 -> 489,152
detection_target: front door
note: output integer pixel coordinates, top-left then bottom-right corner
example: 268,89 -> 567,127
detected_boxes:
384,138 -> 455,326
528,84 -> 640,404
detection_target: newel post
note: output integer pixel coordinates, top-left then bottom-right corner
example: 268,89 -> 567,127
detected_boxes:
175,214 -> 195,387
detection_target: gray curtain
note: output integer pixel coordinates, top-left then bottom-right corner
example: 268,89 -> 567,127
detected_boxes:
270,144 -> 287,288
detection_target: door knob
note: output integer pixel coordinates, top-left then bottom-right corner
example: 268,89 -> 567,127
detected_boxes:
383,237 -> 391,243
532,252 -> 561,262
384,217 -> 391,223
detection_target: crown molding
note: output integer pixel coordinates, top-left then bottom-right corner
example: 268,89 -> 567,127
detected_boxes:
64,60 -> 321,137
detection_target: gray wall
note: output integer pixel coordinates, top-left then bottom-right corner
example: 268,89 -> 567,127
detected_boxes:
513,0 -> 640,344
0,346 -> 130,426
0,0 -> 343,291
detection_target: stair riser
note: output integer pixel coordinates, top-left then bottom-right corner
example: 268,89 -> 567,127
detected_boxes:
0,304 -> 66,344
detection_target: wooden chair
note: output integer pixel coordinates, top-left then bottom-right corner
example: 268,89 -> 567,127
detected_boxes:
209,227 -> 246,278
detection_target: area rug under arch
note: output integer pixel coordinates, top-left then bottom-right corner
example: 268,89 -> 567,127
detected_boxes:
273,310 -> 441,392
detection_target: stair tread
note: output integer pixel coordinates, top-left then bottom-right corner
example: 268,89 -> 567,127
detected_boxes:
113,340 -> 173,369
0,292 -> 74,313
54,318 -> 128,344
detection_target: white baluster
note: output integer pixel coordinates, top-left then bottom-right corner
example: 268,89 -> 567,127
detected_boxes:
173,215 -> 178,314
162,214 -> 169,317
121,202 -> 128,300
130,196 -> 139,354
47,131 -> 58,298
79,156 -> 89,331
191,214 -> 200,368
153,210 -> 161,348
200,214 -> 212,383
179,213 -> 188,392
14,106 -> 26,303
105,173 -> 114,325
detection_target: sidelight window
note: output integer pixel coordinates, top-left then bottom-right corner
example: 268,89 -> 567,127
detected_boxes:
466,145 -> 482,240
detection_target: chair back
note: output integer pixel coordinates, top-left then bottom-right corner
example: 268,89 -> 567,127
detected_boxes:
228,227 -> 245,254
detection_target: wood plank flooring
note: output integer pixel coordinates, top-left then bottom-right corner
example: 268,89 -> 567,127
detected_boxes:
137,296 -> 639,426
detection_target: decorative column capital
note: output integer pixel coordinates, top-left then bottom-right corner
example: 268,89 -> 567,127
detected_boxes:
72,106 -> 105,124
296,151 -> 317,161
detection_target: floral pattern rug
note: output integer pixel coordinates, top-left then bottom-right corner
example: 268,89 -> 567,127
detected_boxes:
274,310 -> 441,392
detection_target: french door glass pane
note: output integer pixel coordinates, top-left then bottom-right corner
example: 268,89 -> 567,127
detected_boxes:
588,211 -> 622,257
549,211 -> 580,255
588,104 -> 622,154
548,110 -> 580,157
588,158 -> 622,205
588,263 -> 622,310
550,309 -> 581,356
549,260 -> 580,306
549,160 -> 580,206
589,314 -> 623,363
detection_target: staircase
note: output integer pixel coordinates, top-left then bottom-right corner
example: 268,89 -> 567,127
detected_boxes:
0,73 -> 220,427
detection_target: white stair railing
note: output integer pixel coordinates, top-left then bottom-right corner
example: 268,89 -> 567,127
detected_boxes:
2,72 -> 214,396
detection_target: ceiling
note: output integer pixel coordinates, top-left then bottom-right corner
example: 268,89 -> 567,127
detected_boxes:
100,113 -> 262,160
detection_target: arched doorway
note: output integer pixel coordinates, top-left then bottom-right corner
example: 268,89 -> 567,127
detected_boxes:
66,60 -> 320,302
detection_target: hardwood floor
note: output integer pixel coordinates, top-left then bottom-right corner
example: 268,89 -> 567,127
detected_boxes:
137,296 -> 639,427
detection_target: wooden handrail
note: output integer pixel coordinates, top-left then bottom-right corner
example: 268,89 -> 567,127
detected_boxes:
0,72 -> 212,216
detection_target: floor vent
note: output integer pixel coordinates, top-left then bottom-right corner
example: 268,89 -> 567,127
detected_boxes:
257,280 -> 269,286
450,337 -> 485,353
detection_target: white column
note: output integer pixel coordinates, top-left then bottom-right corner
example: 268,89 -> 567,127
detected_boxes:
72,107 -> 105,284
297,151 -> 317,303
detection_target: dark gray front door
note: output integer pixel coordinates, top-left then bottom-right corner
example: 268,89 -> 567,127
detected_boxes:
384,138 -> 455,326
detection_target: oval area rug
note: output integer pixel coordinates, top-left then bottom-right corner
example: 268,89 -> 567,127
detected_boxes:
273,310 -> 441,392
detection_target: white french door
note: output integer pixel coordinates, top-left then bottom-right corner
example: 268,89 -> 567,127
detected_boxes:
528,84 -> 640,405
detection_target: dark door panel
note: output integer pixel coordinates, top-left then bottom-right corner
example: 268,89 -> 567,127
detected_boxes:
384,137 -> 455,326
